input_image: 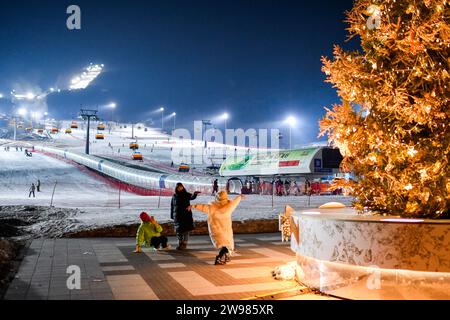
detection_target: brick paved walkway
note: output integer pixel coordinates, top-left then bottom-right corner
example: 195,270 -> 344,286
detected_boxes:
4,233 -> 310,300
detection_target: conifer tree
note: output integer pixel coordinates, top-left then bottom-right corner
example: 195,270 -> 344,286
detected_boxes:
320,0 -> 449,217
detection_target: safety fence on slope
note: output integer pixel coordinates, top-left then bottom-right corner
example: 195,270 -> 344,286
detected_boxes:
33,145 -> 227,196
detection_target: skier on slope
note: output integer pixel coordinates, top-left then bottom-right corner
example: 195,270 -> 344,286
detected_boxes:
190,191 -> 245,265
29,183 -> 36,198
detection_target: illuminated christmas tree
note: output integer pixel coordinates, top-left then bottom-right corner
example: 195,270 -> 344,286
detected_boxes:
320,0 -> 449,217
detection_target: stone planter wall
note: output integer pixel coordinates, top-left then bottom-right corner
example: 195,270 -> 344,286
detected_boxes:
290,208 -> 450,299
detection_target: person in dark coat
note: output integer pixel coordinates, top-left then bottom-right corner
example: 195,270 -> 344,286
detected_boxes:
275,178 -> 283,196
29,183 -> 36,198
36,179 -> 41,192
305,178 -> 312,196
170,183 -> 200,250
212,179 -> 219,196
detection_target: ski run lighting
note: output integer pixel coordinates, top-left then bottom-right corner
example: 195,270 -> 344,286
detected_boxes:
69,64 -> 104,90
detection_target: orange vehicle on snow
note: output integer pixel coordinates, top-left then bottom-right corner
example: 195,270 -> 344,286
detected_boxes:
132,152 -> 143,160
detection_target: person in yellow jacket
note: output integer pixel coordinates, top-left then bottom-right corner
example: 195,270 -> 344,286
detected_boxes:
190,191 -> 245,265
134,212 -> 171,253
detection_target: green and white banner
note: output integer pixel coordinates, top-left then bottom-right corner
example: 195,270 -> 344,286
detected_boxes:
219,147 -> 321,176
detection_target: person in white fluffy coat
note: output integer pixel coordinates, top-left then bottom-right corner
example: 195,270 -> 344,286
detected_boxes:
191,191 -> 244,265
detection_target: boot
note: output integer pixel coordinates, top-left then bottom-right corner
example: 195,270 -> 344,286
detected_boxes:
176,240 -> 183,250
214,255 -> 225,265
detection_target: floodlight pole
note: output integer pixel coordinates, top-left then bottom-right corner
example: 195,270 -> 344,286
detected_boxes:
13,117 -> 17,141
289,127 -> 292,150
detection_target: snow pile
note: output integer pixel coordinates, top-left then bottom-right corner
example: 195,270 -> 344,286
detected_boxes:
0,205 -> 83,238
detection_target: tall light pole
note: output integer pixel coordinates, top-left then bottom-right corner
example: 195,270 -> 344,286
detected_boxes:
109,102 -> 116,122
108,103 -> 116,133
222,112 -> 229,132
285,116 -> 297,150
172,112 -> 176,131
159,107 -> 164,131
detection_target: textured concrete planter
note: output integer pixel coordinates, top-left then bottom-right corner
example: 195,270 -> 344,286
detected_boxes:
290,208 -> 450,299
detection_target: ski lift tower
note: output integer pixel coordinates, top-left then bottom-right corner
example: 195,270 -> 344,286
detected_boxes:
79,109 -> 100,154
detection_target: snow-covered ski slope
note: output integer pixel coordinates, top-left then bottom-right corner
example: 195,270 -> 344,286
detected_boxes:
0,147 -> 124,208
42,120 -> 272,172
0,141 -> 353,226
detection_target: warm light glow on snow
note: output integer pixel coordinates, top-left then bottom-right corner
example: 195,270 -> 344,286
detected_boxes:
381,218 -> 425,223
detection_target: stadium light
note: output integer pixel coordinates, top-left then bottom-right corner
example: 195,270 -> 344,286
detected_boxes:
158,107 -> 165,130
284,116 -> 298,149
17,108 -> 27,116
285,116 -> 297,127
69,64 -> 104,90
170,112 -> 177,131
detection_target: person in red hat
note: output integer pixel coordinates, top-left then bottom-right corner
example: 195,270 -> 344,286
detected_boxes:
134,212 -> 171,253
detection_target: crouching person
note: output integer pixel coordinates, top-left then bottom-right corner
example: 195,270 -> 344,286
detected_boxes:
191,191 -> 244,265
134,212 -> 171,253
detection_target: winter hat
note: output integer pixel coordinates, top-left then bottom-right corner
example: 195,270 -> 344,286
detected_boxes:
140,212 -> 151,222
215,191 -> 229,205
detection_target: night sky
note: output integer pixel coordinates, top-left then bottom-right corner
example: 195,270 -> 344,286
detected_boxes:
0,0 -> 358,146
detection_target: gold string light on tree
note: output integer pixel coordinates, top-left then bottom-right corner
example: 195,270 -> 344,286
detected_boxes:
319,0 -> 449,218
